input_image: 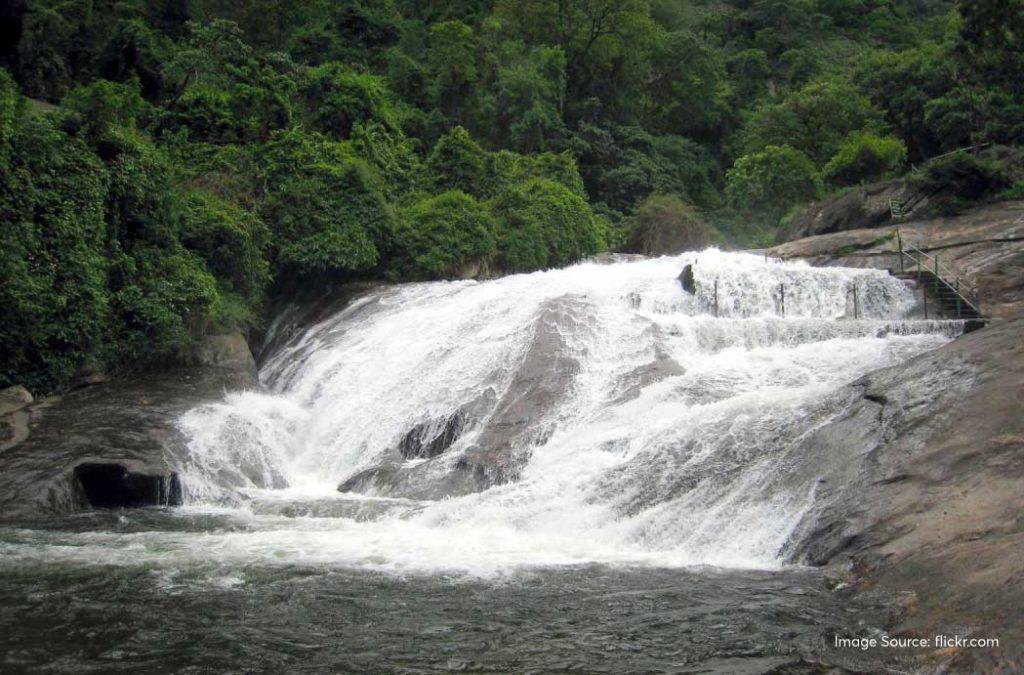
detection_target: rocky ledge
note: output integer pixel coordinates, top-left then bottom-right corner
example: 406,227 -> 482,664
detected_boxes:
0,333 -> 258,519
770,197 -> 1024,671
768,199 -> 1024,318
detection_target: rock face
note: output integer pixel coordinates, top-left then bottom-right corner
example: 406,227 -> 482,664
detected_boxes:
193,333 -> 257,377
781,179 -> 930,241
779,318 -> 1024,670
768,200 -> 1024,318
0,338 -> 258,518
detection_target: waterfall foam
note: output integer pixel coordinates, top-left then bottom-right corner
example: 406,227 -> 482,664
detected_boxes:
171,250 -> 959,575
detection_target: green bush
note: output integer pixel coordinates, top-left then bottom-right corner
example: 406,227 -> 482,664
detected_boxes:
425,126 -> 488,196
489,178 -> 602,272
823,132 -> 907,186
179,191 -> 270,302
726,145 -> 822,226
625,194 -> 715,255
909,150 -> 1011,205
108,246 -> 220,361
261,160 -> 394,277
394,191 -> 496,279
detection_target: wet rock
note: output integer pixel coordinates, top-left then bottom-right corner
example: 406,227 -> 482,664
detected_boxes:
399,413 -> 466,460
678,264 -> 697,294
0,366 -> 254,518
337,297 -> 583,500
0,386 -> 33,415
782,318 -> 1024,669
193,333 -> 257,382
74,462 -> 182,508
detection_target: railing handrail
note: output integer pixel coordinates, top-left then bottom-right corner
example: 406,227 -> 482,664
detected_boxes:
893,229 -> 982,316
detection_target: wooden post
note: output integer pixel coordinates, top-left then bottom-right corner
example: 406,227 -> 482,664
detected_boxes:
780,282 -> 785,317
713,278 -> 719,317
853,286 -> 859,319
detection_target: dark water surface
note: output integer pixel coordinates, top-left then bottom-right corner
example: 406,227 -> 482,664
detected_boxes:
0,512 -> 899,674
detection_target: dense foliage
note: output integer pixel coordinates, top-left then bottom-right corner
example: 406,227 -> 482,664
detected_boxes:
0,0 -> 1021,391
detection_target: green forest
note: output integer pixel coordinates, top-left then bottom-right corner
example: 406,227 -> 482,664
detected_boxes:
1,0 -> 1021,392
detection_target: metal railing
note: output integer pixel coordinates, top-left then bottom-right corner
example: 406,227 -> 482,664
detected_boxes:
893,229 -> 982,318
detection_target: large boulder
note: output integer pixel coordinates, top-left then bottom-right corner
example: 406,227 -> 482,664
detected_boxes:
0,385 -> 34,452
780,179 -> 931,242
193,333 -> 257,381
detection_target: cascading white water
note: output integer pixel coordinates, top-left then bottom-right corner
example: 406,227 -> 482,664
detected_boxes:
169,250 -> 959,575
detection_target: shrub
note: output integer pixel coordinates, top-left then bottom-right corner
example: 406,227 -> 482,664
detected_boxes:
394,191 -> 496,279
489,178 -> 602,272
823,132 -> 907,186
624,194 -> 715,255
425,126 -> 488,196
179,191 -> 270,302
909,150 -> 1011,206
261,160 -> 394,277
108,246 -> 220,361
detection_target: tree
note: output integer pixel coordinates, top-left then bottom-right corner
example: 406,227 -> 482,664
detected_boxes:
738,79 -> 885,164
823,132 -> 907,186
427,20 -> 477,121
726,145 -> 822,226
302,63 -> 397,139
645,30 -> 730,140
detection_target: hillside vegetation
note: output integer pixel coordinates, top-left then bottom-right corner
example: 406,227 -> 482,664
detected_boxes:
1,0 -> 1021,391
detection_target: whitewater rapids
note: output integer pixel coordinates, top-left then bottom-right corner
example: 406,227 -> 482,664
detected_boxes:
141,250 -> 957,576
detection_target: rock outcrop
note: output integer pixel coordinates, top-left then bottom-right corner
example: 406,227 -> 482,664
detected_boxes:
771,199 -> 1024,670
0,337 -> 259,518
781,179 -> 932,241
767,200 -> 1024,318
782,317 -> 1024,671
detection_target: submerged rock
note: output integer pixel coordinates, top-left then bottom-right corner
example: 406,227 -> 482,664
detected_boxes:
337,296 -> 583,500
398,413 -> 467,460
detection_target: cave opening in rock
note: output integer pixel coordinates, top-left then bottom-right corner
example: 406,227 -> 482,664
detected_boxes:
74,463 -> 183,508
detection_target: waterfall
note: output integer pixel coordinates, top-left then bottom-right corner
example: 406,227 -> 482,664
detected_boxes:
174,250 -> 959,574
